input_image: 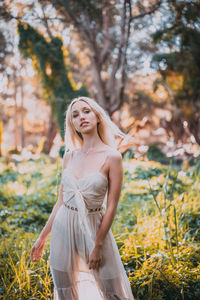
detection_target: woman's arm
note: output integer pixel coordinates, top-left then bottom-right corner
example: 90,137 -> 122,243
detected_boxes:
88,151 -> 123,269
30,151 -> 70,261
37,151 -> 70,242
95,151 -> 123,246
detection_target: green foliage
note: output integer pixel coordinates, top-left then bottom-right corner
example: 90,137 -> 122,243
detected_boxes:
0,168 -> 19,184
0,156 -> 59,236
151,1 -> 200,103
146,144 -> 170,165
122,148 -> 135,159
113,159 -> 200,299
133,166 -> 166,180
0,155 -> 199,299
59,144 -> 68,158
18,23 -> 88,139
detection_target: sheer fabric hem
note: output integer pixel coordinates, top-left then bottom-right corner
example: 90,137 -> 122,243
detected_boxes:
54,287 -> 132,300
103,292 -> 132,300
53,286 -> 78,300
53,287 -> 132,300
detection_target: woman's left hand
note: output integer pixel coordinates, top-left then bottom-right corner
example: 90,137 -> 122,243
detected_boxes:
88,245 -> 102,271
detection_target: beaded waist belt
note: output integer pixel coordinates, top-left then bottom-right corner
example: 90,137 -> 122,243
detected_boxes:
64,203 -> 102,213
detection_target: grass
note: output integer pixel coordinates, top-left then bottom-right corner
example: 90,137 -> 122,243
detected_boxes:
0,154 -> 200,299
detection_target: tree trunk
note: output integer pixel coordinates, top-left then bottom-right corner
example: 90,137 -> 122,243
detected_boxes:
187,118 -> 200,146
43,110 -> 58,154
0,120 -> 3,156
14,71 -> 19,151
20,72 -> 25,148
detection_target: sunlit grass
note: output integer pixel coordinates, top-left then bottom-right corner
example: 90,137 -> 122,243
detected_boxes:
0,154 -> 200,299
0,231 -> 53,299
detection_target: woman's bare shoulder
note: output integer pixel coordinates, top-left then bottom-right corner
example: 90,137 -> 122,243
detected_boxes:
105,147 -> 122,163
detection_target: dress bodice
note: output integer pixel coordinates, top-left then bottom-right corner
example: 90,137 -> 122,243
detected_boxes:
61,166 -> 108,248
62,167 -> 108,209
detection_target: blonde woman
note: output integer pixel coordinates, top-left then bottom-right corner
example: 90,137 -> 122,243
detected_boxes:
31,97 -> 134,300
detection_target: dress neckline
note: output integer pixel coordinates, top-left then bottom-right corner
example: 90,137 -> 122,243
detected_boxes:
63,166 -> 108,183
64,149 -> 110,183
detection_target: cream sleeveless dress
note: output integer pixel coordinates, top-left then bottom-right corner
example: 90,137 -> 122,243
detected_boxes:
49,150 -> 134,300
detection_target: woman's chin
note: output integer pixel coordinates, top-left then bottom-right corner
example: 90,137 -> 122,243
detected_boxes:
80,127 -> 95,134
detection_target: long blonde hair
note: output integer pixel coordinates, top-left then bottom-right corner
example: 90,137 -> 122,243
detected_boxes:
64,97 -> 127,152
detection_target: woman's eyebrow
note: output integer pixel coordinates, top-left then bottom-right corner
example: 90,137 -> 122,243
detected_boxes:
72,107 -> 90,113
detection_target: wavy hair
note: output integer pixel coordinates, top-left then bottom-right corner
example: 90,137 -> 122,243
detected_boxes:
64,96 -> 129,152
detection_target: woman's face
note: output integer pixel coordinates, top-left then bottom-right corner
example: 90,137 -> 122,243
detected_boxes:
71,100 -> 99,134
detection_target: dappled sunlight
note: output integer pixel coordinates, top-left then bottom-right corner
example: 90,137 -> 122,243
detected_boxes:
18,163 -> 38,174
0,162 -> 6,173
6,181 -> 27,196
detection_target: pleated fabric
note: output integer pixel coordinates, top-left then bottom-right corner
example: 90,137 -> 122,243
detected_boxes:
49,152 -> 134,300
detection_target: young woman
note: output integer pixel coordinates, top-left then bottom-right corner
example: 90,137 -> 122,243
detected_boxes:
30,97 -> 134,300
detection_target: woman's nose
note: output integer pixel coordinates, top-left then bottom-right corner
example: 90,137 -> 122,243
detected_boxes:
79,113 -> 85,119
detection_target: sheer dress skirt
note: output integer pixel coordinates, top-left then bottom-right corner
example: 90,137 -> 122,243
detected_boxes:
49,204 -> 134,300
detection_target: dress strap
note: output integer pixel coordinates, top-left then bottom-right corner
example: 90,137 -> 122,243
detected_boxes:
98,151 -> 110,173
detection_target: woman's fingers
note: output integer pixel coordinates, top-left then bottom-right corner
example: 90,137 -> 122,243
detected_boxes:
30,239 -> 46,262
30,246 -> 36,261
89,258 -> 102,270
89,259 -> 95,269
35,247 -> 39,260
30,244 -> 43,262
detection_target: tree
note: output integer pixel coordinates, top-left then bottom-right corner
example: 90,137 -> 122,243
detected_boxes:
38,0 -> 161,115
151,0 -> 200,144
18,23 -> 88,152
1,0 -> 162,114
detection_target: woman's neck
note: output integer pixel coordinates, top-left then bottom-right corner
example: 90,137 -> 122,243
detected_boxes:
81,132 -> 102,149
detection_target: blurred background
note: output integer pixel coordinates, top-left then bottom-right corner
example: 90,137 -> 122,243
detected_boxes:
0,1 -> 200,300
0,0 -> 199,160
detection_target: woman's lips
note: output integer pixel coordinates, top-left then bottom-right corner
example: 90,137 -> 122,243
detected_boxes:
80,122 -> 89,127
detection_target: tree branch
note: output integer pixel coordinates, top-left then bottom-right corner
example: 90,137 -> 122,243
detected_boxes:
58,0 -> 92,43
131,1 -> 161,21
56,1 -> 107,108
106,0 -> 127,109
99,0 -> 111,66
41,4 -> 53,39
114,0 -> 132,113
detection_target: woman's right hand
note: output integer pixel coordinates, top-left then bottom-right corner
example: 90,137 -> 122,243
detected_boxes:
30,237 -> 46,262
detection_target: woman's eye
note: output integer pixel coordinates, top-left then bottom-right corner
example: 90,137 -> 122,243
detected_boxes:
72,110 -> 90,118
